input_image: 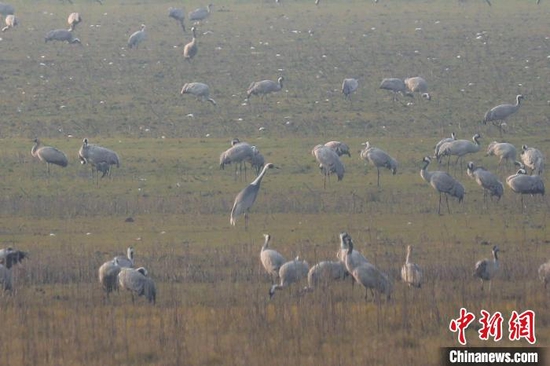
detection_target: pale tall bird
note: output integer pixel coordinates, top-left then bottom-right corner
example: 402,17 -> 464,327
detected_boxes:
401,245 -> 423,288
31,138 -> 68,174
466,162 -> 504,201
230,163 -> 276,229
520,145 -> 544,175
379,78 -> 413,102
78,138 -> 120,179
98,258 -> 121,297
312,144 -> 344,188
420,156 -> 465,215
246,77 -> 284,102
474,245 -> 500,292
118,267 -> 156,304
324,141 -> 351,157
304,261 -> 346,291
219,140 -> 255,179
360,142 -> 398,187
404,76 -> 431,100
538,260 -> 550,289
189,4 -> 212,22
483,95 -> 524,135
128,24 -> 146,49
180,82 -> 216,105
486,141 -> 517,169
260,234 -> 286,284
168,7 -> 186,32
506,168 -> 545,207
0,248 -> 27,293
342,78 -> 359,100
183,27 -> 198,61
269,257 -> 309,298
437,133 -> 481,171
67,12 -> 82,31
45,29 -> 81,44
336,232 -> 369,275
2,14 -> 17,32
434,132 -> 457,159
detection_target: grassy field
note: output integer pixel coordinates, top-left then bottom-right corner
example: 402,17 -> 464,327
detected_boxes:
0,0 -> 549,365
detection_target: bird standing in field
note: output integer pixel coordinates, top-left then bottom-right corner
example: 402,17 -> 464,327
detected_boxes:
246,77 -> 284,103
0,248 -> 27,293
128,24 -> 146,49
230,163 -> 276,229
98,247 -> 135,298
466,162 -> 504,201
401,245 -> 423,288
67,12 -> 82,31
304,261 -> 346,291
436,133 -> 481,172
486,141 -> 517,170
360,142 -> 398,187
312,144 -> 344,189
45,29 -> 81,44
2,14 -> 17,32
506,168 -> 545,208
483,95 -> 524,135
180,82 -> 216,105
248,146 -> 265,176
538,260 -> 550,289
168,7 -> 186,33
520,145 -> 544,176
420,156 -> 465,215
78,138 -> 120,179
474,245 -> 500,292
219,139 -> 255,180
269,257 -> 309,299
342,78 -> 359,101
434,132 -> 457,159
31,138 -> 68,174
260,234 -> 286,284
118,267 -> 156,304
379,78 -> 413,102
324,141 -> 351,158
404,76 -> 431,100
189,4 -> 212,23
183,27 -> 198,61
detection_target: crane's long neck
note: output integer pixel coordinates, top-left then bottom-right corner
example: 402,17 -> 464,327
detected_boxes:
473,136 -> 480,146
420,161 -> 432,182
251,165 -> 269,186
515,96 -> 522,106
493,250 -> 498,263
406,247 -> 412,264
261,235 -> 270,251
128,248 -> 134,264
31,141 -> 40,156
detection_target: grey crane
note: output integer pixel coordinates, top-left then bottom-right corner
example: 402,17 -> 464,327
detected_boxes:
401,245 -> 423,288
466,162 -> 504,201
420,156 -> 465,215
113,246 -> 135,268
31,138 -> 68,174
269,257 -> 309,299
248,146 -> 265,175
0,2 -> 14,17
538,260 -> 550,289
304,261 -> 346,291
437,133 -> 481,171
118,267 -> 156,304
189,4 -> 212,22
336,232 -> 369,274
128,24 -> 146,49
312,144 -> 344,189
219,140 -> 255,180
260,234 -> 286,284
474,245 -> 499,292
324,141 -> 351,157
246,77 -> 284,102
67,12 -> 82,31
0,248 -> 27,293
78,138 -> 120,179
506,168 -> 545,207
379,78 -> 413,102
230,163 -> 276,229
486,141 -> 517,170
342,78 -> 359,100
168,7 -> 186,33
404,76 -> 431,100
180,82 -> 216,105
2,14 -> 17,32
45,29 -> 81,44
183,27 -> 198,61
98,258 -> 121,297
434,132 -> 457,159
360,141 -> 398,187
483,95 -> 524,135
520,145 -> 544,175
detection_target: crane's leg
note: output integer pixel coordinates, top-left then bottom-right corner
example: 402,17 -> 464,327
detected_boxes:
377,168 -> 380,187
445,194 -> 451,214
438,193 -> 442,215
244,213 -> 249,231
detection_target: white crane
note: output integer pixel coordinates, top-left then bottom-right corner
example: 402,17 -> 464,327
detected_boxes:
404,76 -> 431,100
2,14 -> 17,32
520,145 -> 544,175
230,163 -> 276,229
246,77 -> 284,102
189,4 -> 212,22
78,138 -> 120,179
269,257 -> 309,299
128,24 -> 146,49
379,78 -> 413,102
434,132 -> 457,159
118,267 -> 156,304
304,261 -> 346,291
483,95 -> 524,135
312,144 -> 344,188
474,245 -> 500,292
180,82 -> 216,105
420,156 -> 465,215
360,142 -> 398,187
31,138 -> 68,174
538,260 -> 550,289
183,27 -> 198,61
342,78 -> 359,101
168,7 -> 186,32
486,141 -> 517,170
466,162 -> 504,201
506,168 -> 545,207
67,12 -> 82,31
401,245 -> 423,288
45,29 -> 81,44
324,141 -> 351,157
260,234 -> 286,284
437,133 -> 481,171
